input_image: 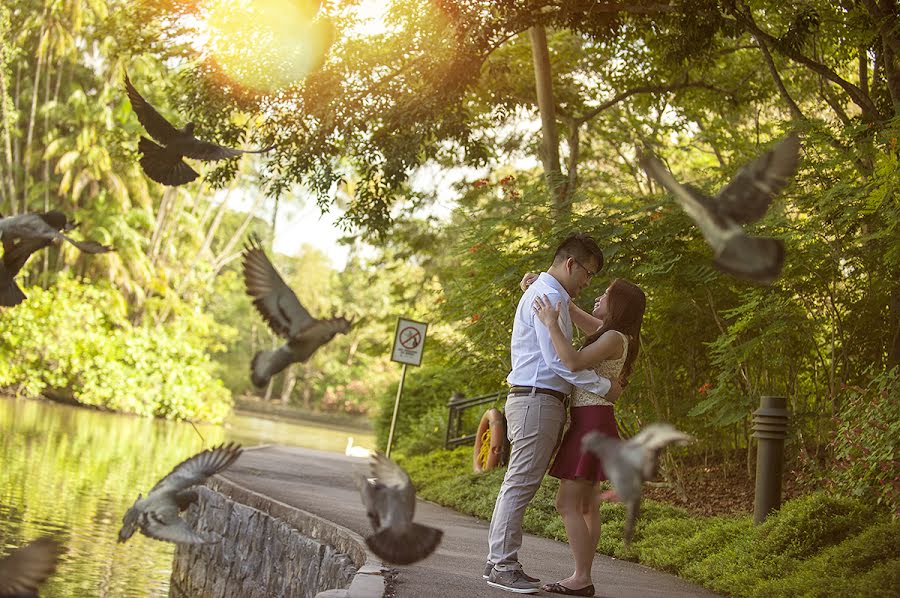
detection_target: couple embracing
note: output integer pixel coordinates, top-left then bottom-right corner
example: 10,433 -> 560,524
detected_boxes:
484,233 -> 646,596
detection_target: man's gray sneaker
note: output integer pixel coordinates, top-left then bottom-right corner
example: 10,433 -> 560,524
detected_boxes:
486,568 -> 540,594
483,563 -> 540,585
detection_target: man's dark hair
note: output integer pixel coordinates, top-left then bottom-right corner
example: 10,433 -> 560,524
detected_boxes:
552,233 -> 604,271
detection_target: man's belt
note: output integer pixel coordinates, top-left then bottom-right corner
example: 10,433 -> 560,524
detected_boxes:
508,386 -> 568,402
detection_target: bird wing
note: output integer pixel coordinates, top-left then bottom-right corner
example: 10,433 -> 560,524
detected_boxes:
56,233 -> 114,254
628,423 -> 694,453
124,73 -> 180,145
242,235 -> 313,339
716,134 -> 800,224
369,452 -> 411,491
639,150 -> 733,250
627,423 -> 693,481
149,442 -> 243,496
142,511 -> 215,545
2,237 -> 51,277
368,452 -> 416,527
0,537 -> 62,595
180,140 -> 274,162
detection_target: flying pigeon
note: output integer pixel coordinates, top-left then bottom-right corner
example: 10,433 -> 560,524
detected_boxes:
124,73 -> 274,186
118,442 -> 243,545
0,211 -> 113,307
0,537 -> 63,598
355,452 -> 443,565
639,134 -> 800,284
241,235 -> 352,387
582,423 -> 693,547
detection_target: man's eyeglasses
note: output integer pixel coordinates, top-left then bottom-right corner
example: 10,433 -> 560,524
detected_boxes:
572,258 -> 598,280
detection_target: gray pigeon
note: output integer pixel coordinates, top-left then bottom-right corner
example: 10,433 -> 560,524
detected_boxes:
582,423 -> 693,548
125,73 -> 274,186
355,452 -> 443,565
0,537 -> 63,598
118,442 -> 243,545
241,235 -> 352,387
0,211 -> 113,306
639,134 -> 800,284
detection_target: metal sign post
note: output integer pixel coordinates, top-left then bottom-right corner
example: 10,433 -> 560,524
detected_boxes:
386,318 -> 428,457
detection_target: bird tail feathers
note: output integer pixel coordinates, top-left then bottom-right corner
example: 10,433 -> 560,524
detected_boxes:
0,269 -> 26,307
138,137 -> 199,186
366,523 -> 443,565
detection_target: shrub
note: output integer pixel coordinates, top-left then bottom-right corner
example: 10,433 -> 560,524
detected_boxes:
0,278 -> 233,423
828,367 -> 900,516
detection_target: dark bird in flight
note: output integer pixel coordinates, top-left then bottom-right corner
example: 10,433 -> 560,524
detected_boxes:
241,235 -> 352,387
0,537 -> 63,598
0,211 -> 113,307
582,423 -> 693,548
118,442 -> 243,545
356,452 -> 443,565
124,73 -> 274,186
639,134 -> 800,284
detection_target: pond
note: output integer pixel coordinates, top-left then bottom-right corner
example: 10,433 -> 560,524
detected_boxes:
0,396 -> 375,597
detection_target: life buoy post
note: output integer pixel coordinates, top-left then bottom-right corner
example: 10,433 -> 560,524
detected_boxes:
473,408 -> 507,472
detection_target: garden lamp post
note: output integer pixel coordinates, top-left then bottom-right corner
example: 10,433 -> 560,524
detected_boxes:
752,395 -> 790,524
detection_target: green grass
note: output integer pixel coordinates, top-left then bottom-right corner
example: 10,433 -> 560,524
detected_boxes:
400,447 -> 900,598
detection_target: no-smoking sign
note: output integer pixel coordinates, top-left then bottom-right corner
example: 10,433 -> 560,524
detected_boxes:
391,318 -> 428,366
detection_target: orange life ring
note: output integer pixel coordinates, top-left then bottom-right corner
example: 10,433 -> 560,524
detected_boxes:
473,408 -> 506,472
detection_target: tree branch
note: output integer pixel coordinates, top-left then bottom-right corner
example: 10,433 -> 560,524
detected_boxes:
731,8 -> 882,120
575,81 -> 731,125
750,36 -> 804,121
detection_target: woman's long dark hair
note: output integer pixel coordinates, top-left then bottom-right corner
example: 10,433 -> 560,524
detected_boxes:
582,278 -> 646,384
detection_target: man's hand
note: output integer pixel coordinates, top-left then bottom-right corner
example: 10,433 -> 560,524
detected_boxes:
605,377 -> 623,403
519,271 -> 538,292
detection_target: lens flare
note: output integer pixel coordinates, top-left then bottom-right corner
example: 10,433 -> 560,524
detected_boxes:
199,0 -> 334,93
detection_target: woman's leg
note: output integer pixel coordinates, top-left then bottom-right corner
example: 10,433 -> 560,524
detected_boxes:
548,479 -> 595,589
583,483 -> 605,552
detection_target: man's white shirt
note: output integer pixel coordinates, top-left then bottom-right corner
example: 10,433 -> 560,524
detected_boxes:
507,272 -> 611,396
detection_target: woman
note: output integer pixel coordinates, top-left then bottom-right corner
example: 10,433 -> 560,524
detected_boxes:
532,278 -> 646,597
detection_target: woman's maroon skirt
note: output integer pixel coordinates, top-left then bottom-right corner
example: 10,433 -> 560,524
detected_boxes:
549,405 -> 620,481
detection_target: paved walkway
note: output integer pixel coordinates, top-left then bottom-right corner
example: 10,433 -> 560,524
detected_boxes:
220,445 -> 720,598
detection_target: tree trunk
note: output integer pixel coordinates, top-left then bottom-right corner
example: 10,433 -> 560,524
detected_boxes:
279,365 -> 297,405
21,25 -> 47,213
528,25 -> 566,210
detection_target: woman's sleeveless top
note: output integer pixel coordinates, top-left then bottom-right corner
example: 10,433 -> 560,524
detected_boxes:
570,331 -> 629,408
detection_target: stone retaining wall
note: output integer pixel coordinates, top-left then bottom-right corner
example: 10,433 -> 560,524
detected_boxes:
168,476 -> 366,598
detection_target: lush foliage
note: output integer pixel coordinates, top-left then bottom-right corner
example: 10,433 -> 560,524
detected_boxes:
0,278 -> 233,422
827,368 -> 900,516
402,448 -> 900,597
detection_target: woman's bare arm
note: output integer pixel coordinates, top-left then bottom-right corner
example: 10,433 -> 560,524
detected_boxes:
533,295 -> 623,371
569,301 -> 603,335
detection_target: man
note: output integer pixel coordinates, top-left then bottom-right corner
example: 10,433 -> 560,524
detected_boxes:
485,233 -> 621,594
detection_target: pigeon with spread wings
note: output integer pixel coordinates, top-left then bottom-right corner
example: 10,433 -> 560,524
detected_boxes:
241,235 -> 352,387
118,442 -> 243,545
356,452 -> 443,565
124,73 -> 274,186
0,211 -> 113,307
0,537 -> 63,598
582,423 -> 693,548
639,134 -> 800,284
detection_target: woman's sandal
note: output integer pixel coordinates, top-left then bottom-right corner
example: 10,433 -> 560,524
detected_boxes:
542,582 -> 596,596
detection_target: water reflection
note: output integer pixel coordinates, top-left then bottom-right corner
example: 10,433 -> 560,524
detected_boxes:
0,396 -> 374,597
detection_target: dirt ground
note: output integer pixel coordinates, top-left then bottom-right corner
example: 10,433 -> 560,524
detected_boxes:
642,453 -> 813,517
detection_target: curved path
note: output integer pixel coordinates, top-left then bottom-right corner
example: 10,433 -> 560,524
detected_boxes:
220,445 -> 720,598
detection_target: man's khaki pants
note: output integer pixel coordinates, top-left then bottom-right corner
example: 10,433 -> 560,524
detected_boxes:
487,392 -> 566,571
